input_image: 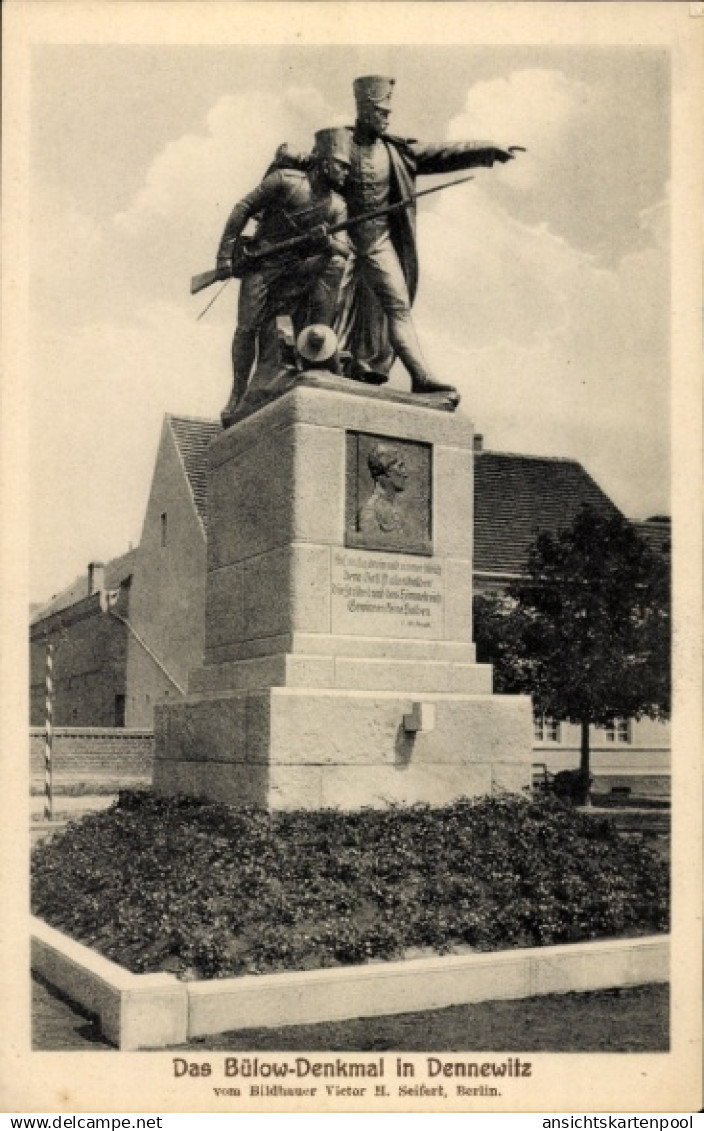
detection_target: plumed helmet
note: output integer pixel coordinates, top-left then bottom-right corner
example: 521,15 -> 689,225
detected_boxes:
353,75 -> 395,107
296,324 -> 339,364
313,128 -> 352,166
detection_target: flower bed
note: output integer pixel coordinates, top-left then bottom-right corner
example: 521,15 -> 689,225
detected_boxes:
31,791 -> 669,981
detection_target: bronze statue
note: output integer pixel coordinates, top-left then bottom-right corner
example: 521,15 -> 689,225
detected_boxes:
357,442 -> 408,536
194,79 -> 522,420
216,128 -> 352,428
334,75 -> 519,406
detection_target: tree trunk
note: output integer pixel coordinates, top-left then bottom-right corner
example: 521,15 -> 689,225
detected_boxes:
578,718 -> 591,806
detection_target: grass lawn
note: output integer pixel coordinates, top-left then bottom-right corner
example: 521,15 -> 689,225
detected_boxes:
174,984 -> 670,1053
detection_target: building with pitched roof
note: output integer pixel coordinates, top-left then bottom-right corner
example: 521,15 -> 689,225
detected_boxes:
121,415 -> 219,724
30,551 -> 138,726
473,447 -> 624,591
470,442 -> 669,789
29,416 -> 670,795
30,416 -> 218,727
633,517 -> 671,558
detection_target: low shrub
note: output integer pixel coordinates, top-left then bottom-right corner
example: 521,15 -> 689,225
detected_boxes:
31,790 -> 669,980
552,769 -> 592,804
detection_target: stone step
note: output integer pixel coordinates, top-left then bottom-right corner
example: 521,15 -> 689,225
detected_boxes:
189,653 -> 492,695
203,631 -> 476,664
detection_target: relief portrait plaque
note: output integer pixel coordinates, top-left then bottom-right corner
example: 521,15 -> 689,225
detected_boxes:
345,431 -> 432,556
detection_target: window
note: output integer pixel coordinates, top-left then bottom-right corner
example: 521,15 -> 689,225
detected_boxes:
534,714 -> 561,743
605,718 -> 631,744
160,512 -> 168,547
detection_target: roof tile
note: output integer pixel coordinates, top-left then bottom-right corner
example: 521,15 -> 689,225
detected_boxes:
31,548 -> 138,624
473,451 -> 624,576
633,519 -> 671,557
167,414 -> 221,526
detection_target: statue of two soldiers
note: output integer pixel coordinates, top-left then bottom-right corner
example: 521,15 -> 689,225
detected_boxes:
214,75 -> 519,427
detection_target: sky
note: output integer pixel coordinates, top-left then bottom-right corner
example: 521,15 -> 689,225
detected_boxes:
26,39 -> 673,604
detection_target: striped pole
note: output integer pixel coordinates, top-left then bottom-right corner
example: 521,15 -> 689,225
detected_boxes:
44,642 -> 53,821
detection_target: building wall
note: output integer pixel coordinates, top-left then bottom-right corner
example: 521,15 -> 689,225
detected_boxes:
474,584 -> 671,780
30,590 -> 130,727
532,715 -> 670,757
532,716 -> 670,797
124,423 -> 207,727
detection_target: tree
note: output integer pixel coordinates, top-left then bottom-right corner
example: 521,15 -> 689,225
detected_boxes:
474,506 -> 670,804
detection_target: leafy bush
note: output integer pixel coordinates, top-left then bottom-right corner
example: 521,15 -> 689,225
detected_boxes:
31,790 -> 668,980
552,769 -> 593,804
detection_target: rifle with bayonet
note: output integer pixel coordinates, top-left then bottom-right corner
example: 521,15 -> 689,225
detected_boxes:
190,173 -> 476,296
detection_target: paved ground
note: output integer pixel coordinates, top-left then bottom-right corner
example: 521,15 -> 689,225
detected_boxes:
32,973 -> 112,1050
31,795 -> 119,821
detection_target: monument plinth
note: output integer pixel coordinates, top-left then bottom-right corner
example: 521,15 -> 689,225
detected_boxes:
153,378 -> 532,808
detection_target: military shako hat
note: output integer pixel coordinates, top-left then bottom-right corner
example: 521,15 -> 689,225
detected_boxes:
313,128 -> 352,165
353,75 -> 395,107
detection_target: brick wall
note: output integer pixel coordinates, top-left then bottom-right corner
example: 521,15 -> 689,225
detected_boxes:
30,727 -> 153,784
30,591 -> 130,727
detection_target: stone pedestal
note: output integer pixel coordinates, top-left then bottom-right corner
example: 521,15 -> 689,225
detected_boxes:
153,377 -> 532,808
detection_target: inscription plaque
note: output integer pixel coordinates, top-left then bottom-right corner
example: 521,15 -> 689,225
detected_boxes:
345,432 -> 432,556
331,548 -> 444,639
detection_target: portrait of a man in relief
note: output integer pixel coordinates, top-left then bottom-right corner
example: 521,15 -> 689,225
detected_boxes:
357,443 -> 409,537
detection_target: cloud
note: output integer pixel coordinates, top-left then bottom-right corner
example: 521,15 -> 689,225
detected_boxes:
418,181 -> 602,351
411,178 -> 670,519
447,69 -> 590,194
115,87 -> 338,241
445,67 -> 668,268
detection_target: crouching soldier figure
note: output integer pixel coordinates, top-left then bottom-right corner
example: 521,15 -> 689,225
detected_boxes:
217,128 -> 351,427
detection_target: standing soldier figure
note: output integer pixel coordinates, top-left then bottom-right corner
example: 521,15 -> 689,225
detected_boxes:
335,75 -> 519,405
216,128 -> 351,428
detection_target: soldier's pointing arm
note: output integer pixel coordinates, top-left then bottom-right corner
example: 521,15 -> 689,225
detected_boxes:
409,140 -> 516,175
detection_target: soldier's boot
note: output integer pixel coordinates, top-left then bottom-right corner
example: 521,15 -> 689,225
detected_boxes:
220,391 -> 242,429
390,316 -> 460,406
221,331 -> 255,428
220,372 -> 249,428
410,373 -> 461,406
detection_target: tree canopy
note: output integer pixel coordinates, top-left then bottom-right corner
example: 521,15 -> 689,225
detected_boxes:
473,506 -> 670,800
